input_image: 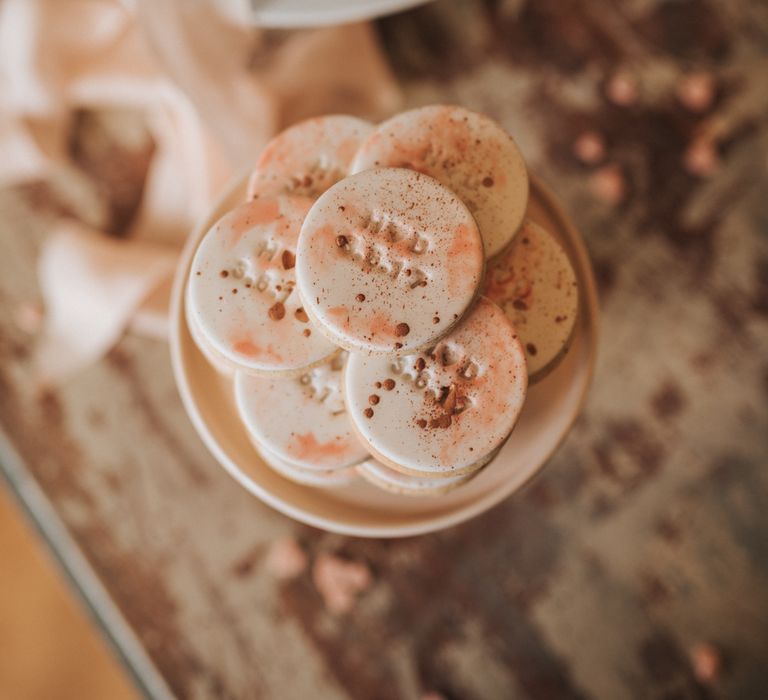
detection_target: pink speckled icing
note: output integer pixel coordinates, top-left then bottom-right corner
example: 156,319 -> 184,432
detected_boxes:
484,219 -> 579,378
247,115 -> 373,200
352,105 -> 529,258
188,195 -> 336,374
295,168 -> 484,355
234,352 -> 368,471
345,297 -> 528,476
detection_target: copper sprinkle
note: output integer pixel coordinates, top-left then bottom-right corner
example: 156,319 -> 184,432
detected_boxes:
269,302 -> 286,321
281,250 -> 295,269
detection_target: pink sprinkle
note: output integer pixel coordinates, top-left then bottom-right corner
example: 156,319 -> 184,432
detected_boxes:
606,72 -> 639,106
265,537 -> 307,580
690,642 -> 722,684
684,135 -> 720,177
312,552 -> 372,615
573,131 -> 606,164
676,73 -> 715,112
589,164 -> 626,205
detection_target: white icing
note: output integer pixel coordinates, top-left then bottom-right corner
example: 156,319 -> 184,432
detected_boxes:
188,195 -> 337,374
235,352 -> 369,471
255,443 -> 359,488
358,458 -> 476,496
485,219 -> 579,378
296,168 -> 484,355
352,105 -> 529,258
248,115 -> 373,200
345,297 -> 528,475
185,283 -> 234,377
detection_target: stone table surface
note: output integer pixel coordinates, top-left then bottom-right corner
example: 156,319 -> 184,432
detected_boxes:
2,0 -> 768,698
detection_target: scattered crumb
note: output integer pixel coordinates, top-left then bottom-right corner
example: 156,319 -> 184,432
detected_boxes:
281,250 -> 296,269
606,72 -> 639,106
689,642 -> 722,684
676,73 -> 715,112
684,135 -> 720,177
268,302 -> 286,321
573,131 -> 606,164
265,537 -> 307,580
589,164 -> 626,205
312,552 -> 372,615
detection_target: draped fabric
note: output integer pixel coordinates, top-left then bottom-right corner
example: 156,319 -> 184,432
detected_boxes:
0,0 -> 400,381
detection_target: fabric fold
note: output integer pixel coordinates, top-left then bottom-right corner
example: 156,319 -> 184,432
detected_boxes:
0,0 -> 401,382
35,222 -> 177,382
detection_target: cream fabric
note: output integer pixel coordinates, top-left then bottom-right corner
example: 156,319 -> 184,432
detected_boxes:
0,0 -> 400,381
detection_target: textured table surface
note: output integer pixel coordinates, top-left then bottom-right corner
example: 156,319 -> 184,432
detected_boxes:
2,1 -> 768,698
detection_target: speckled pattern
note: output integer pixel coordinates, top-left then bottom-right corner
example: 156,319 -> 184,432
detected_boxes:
345,298 -> 528,475
485,219 -> 579,379
296,168 -> 484,355
188,196 -> 337,373
1,0 -> 768,697
247,115 -> 374,201
234,353 -> 369,471
352,105 -> 529,257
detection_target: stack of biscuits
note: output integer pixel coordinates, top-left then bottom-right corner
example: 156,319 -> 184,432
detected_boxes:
187,106 -> 579,497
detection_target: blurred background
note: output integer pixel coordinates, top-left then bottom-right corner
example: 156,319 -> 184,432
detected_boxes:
1,0 -> 767,698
